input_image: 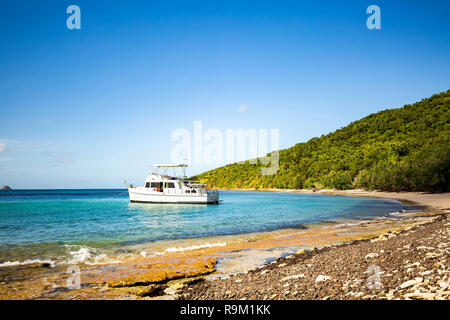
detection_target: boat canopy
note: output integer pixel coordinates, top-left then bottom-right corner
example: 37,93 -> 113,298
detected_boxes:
151,164 -> 188,178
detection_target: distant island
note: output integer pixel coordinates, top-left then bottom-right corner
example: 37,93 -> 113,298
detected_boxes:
193,90 -> 450,192
1,186 -> 12,190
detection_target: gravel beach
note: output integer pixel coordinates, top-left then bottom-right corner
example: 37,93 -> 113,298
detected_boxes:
181,211 -> 450,300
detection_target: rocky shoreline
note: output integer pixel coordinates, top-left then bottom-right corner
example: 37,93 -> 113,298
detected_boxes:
180,212 -> 449,300
1,192 -> 449,300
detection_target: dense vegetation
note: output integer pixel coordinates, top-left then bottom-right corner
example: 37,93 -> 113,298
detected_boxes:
193,90 -> 450,192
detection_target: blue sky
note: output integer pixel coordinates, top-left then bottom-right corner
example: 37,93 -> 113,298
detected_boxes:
0,0 -> 449,188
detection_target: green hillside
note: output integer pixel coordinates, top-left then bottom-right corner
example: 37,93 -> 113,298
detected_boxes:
193,90 -> 450,192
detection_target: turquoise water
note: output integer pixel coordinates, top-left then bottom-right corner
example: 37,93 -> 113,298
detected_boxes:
0,189 -> 409,266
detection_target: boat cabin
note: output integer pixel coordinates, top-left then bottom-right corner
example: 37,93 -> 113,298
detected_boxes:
128,164 -> 219,204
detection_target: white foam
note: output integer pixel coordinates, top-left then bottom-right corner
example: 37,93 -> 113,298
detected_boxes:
335,222 -> 358,228
0,259 -> 55,267
139,250 -> 165,258
388,209 -> 406,216
64,245 -> 120,265
164,242 -> 227,253
152,251 -> 167,256
2,242 -> 227,268
66,246 -> 93,264
143,242 -> 227,257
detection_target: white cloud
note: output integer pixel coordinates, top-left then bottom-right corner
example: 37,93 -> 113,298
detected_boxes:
0,143 -> 7,153
238,104 -> 248,113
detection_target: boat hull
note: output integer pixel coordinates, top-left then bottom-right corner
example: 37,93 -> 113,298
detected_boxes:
128,188 -> 219,204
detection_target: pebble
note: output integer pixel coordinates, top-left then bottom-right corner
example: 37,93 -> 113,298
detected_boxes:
399,277 -> 423,289
403,292 -> 436,300
315,275 -> 331,282
281,274 -> 305,281
425,252 -> 440,259
417,246 -> 434,250
371,235 -> 387,243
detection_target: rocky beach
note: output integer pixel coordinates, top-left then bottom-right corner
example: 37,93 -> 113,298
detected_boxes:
179,191 -> 450,300
182,209 -> 449,300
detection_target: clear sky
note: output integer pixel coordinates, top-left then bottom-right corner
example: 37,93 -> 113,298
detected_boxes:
0,0 -> 449,189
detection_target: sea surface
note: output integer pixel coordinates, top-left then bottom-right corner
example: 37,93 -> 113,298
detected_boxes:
0,189 -> 410,266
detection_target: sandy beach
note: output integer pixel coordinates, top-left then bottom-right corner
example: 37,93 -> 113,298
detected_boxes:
0,190 -> 449,300
223,188 -> 450,210
298,189 -> 450,210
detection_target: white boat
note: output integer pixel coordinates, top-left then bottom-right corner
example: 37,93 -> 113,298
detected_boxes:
128,164 -> 220,204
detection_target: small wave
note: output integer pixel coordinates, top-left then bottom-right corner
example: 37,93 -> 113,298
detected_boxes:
335,222 -> 359,228
140,250 -> 163,258
140,242 -> 228,257
1,242 -> 227,267
388,209 -> 407,216
0,259 -> 56,268
163,242 -> 227,254
165,242 -> 227,253
64,245 -> 120,265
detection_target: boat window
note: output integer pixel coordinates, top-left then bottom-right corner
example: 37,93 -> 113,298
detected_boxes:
191,189 -> 196,193
167,182 -> 175,188
145,182 -> 150,188
150,182 -> 159,188
186,190 -> 190,193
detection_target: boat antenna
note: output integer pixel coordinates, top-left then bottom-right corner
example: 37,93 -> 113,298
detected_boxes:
182,156 -> 188,178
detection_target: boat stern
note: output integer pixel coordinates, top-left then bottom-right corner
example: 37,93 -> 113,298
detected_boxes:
206,190 -> 220,204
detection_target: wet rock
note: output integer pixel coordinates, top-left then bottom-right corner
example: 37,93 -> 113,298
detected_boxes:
108,257 -> 216,288
136,284 -> 166,297
371,235 -> 387,243
164,287 -> 179,295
